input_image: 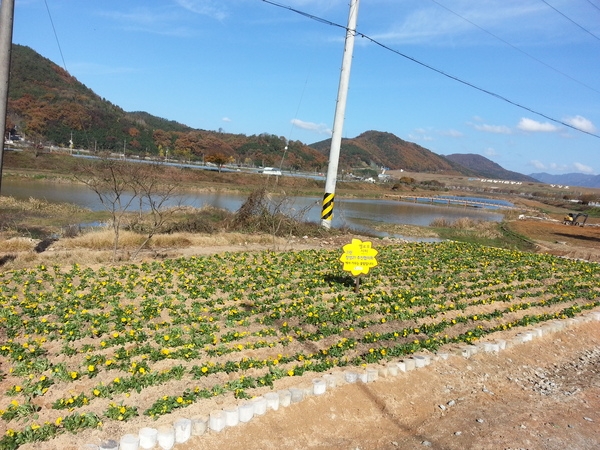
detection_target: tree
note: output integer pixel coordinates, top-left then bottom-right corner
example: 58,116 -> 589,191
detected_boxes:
74,159 -> 181,261
75,158 -> 142,260
205,153 -> 230,172
129,165 -> 183,260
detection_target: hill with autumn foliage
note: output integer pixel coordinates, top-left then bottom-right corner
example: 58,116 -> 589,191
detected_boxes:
7,44 -> 532,179
309,131 -> 476,175
6,44 -> 328,171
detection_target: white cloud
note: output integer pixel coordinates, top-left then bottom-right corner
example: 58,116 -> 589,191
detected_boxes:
528,160 -> 591,173
573,162 -> 594,174
373,1 -> 552,46
291,119 -> 331,135
409,128 -> 434,142
564,115 -> 597,134
529,160 -> 547,170
173,0 -> 228,20
222,117 -> 232,123
473,123 -> 512,134
517,118 -> 558,133
484,147 -> 497,157
439,129 -> 464,138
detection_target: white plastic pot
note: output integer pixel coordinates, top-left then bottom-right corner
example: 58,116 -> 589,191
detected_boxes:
120,434 -> 139,450
223,406 -> 239,427
157,427 -> 175,450
239,402 -> 254,422
278,390 -> 292,407
209,410 -> 226,432
289,388 -> 304,403
345,371 -> 358,383
174,418 -> 192,443
312,378 -> 326,395
139,427 -> 158,449
99,440 -> 118,450
252,396 -> 267,415
265,392 -> 280,410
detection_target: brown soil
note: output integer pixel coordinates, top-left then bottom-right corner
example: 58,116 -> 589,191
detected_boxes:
29,316 -> 600,450
182,320 -> 600,450
507,216 -> 600,262
6,202 -> 600,450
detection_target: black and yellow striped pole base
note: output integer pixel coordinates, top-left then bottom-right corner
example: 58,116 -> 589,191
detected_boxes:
321,192 -> 335,229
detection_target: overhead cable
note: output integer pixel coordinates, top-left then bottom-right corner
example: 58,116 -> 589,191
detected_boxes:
428,0 -> 600,96
260,0 -> 600,140
540,0 -> 600,42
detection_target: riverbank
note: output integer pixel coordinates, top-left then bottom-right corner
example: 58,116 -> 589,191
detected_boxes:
1,149 -> 599,269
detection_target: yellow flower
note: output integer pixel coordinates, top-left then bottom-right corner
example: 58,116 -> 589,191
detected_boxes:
93,389 -> 100,396
176,397 -> 183,404
88,365 -> 95,372
201,366 -> 208,373
287,369 -> 294,377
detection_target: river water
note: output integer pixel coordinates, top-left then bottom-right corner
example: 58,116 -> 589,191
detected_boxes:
2,178 -> 505,236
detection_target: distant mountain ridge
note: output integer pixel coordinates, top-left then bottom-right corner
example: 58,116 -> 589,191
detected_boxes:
445,153 -> 536,182
529,172 -> 600,188
7,44 -> 534,180
309,131 -> 478,176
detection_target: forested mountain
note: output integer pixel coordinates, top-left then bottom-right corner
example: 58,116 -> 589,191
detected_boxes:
7,44 -> 532,178
445,153 -> 536,182
6,44 -> 327,170
309,131 -> 475,175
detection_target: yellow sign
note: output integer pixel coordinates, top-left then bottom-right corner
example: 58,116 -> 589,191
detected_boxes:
340,239 -> 378,276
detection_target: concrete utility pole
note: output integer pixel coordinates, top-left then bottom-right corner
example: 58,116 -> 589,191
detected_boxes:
320,0 -> 360,229
0,0 -> 16,196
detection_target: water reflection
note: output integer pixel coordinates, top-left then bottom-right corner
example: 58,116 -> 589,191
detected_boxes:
3,179 -> 504,236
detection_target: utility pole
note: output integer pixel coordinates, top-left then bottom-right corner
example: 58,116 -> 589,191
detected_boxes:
321,0 -> 360,229
0,0 -> 16,196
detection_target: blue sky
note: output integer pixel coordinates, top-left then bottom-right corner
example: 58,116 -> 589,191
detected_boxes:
10,0 -> 600,175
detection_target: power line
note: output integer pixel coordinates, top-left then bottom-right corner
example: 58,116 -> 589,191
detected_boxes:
43,0 -> 68,70
428,0 -> 600,96
540,0 -> 600,42
44,0 -> 91,149
584,0 -> 600,13
260,0 -> 600,140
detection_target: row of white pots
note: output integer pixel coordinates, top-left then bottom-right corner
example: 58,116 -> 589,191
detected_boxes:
83,310 -> 600,450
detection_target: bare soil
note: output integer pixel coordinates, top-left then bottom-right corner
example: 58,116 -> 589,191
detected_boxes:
507,216 -> 600,262
4,194 -> 600,450
181,320 -> 600,450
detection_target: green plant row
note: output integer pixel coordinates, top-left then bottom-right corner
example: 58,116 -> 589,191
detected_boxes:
0,241 -> 599,448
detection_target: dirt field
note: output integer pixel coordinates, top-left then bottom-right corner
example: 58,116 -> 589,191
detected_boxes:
180,318 -> 600,450
3,194 -> 599,450
507,216 -> 600,262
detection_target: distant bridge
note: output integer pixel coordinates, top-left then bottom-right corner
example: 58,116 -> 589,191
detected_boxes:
384,194 -> 516,210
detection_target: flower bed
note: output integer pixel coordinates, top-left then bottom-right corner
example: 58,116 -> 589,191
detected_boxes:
0,241 -> 599,448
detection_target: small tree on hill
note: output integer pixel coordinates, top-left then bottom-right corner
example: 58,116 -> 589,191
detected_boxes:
205,153 -> 229,172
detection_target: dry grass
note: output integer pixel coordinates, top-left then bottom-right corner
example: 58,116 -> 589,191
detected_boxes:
0,237 -> 38,252
0,230 -> 301,270
0,195 -> 89,214
430,217 -> 503,239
